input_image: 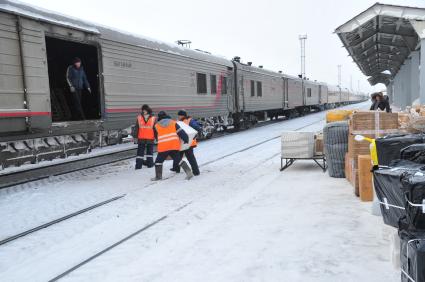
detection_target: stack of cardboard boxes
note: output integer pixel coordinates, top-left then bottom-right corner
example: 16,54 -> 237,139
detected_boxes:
345,111 -> 399,197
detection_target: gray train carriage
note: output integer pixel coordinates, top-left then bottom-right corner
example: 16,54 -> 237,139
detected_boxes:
232,61 -> 285,123
327,85 -> 342,106
99,29 -> 234,137
340,87 -> 350,104
303,80 -> 327,110
0,1 -> 234,168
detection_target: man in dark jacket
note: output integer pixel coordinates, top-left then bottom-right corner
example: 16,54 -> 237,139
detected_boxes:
175,110 -> 201,176
66,57 -> 91,120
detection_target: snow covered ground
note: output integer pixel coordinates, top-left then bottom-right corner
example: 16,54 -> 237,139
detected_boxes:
0,102 -> 400,282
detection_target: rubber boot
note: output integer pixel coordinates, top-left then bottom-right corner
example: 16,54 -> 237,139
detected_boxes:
180,161 -> 193,180
135,157 -> 143,170
151,165 -> 163,181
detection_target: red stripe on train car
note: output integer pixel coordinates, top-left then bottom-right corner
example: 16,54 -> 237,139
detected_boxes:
0,112 -> 51,117
106,105 -> 217,113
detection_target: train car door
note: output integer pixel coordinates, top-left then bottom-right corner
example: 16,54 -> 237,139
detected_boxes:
45,36 -> 101,122
283,77 -> 289,109
239,74 -> 245,112
318,85 -> 322,104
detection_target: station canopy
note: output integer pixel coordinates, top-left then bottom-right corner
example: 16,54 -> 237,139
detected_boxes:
335,3 -> 425,86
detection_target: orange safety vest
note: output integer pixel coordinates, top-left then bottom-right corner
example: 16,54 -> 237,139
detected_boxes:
183,118 -> 197,147
137,115 -> 156,140
155,120 -> 181,152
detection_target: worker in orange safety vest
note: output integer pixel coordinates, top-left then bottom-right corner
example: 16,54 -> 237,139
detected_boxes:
133,104 -> 156,169
176,110 -> 201,176
152,111 -> 193,181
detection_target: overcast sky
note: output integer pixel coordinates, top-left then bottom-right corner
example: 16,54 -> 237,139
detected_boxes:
21,0 -> 425,93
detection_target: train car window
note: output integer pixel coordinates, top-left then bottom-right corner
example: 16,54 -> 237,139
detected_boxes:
197,73 -> 207,94
251,80 -> 255,97
221,76 -> 228,94
257,81 -> 262,97
210,75 -> 217,94
307,88 -> 312,97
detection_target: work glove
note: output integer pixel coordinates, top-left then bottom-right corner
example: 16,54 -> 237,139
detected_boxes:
87,88 -> 91,93
70,86 -> 75,93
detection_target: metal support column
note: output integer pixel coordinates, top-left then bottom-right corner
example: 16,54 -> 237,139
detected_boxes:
393,70 -> 401,107
411,50 -> 420,104
420,38 -> 425,104
404,58 -> 412,108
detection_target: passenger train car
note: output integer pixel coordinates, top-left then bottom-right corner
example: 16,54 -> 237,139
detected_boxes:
0,1 -> 366,168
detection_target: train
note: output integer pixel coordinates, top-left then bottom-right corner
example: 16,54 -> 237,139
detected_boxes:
0,1 -> 366,169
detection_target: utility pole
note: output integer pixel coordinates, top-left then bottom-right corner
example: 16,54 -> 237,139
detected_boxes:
337,65 -> 342,88
299,34 -> 307,79
350,75 -> 353,92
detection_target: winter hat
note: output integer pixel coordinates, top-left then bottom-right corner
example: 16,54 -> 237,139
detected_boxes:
177,110 -> 187,117
73,57 -> 81,64
141,104 -> 152,114
157,111 -> 167,121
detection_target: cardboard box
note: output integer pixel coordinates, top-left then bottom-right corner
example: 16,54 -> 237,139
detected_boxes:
358,155 -> 373,202
345,155 -> 359,195
349,111 -> 399,135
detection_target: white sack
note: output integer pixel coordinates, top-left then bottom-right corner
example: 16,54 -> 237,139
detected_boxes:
177,121 -> 197,151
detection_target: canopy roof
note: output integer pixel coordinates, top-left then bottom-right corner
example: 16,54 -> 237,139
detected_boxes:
335,2 -> 425,85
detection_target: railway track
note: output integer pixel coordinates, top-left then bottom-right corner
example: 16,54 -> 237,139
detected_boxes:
0,194 -> 126,246
48,201 -> 192,282
0,148 -> 137,189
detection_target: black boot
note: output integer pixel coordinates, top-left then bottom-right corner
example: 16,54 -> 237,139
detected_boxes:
146,157 -> 154,168
180,161 -> 193,180
135,157 -> 143,170
151,165 -> 163,181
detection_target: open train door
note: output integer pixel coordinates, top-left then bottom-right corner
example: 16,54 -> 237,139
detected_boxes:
0,14 -> 51,134
45,36 -> 101,122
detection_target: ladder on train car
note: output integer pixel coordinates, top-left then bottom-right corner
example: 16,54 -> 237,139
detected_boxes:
51,88 -> 72,121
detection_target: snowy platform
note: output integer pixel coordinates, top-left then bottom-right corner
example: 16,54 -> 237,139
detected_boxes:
0,102 -> 399,282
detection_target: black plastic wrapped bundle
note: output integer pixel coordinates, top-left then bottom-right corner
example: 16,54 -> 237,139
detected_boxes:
401,171 -> 425,230
373,160 -> 425,228
375,134 -> 425,166
401,144 -> 425,164
399,228 -> 425,282
323,121 -> 349,178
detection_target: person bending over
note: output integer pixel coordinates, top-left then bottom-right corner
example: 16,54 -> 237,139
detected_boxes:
152,111 -> 193,181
